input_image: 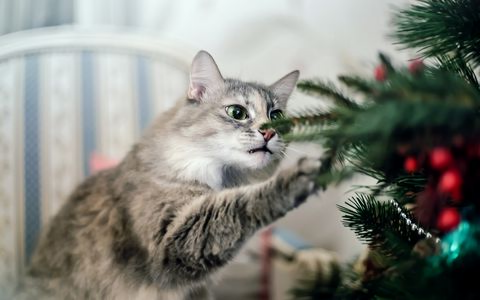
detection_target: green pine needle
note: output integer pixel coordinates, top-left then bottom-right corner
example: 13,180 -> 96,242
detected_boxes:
338,194 -> 421,258
286,1 -> 480,298
435,54 -> 480,91
393,0 -> 480,67
297,79 -> 358,109
338,75 -> 376,95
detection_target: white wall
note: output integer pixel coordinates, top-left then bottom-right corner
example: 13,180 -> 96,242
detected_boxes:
73,0 -> 415,108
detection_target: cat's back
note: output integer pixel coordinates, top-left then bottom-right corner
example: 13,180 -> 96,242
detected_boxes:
29,169 -> 119,276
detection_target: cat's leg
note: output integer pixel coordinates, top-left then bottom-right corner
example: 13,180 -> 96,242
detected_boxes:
157,157 -> 320,286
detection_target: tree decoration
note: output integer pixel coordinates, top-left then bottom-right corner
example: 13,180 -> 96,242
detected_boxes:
374,64 -> 387,82
438,169 -> 462,197
435,220 -> 480,264
436,208 -> 461,233
429,147 -> 453,170
408,59 -> 424,74
404,156 -> 418,173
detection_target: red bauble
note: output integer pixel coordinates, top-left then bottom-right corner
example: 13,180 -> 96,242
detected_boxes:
429,147 -> 453,170
436,207 -> 461,232
438,169 -> 462,195
408,59 -> 424,74
404,156 -> 418,173
374,65 -> 387,82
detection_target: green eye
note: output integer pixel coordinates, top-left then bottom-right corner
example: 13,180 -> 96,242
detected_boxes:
226,105 -> 249,120
269,110 -> 284,121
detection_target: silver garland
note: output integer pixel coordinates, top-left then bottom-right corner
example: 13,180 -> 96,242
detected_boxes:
388,199 -> 441,243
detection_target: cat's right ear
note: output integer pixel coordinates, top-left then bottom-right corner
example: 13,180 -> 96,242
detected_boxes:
188,50 -> 224,102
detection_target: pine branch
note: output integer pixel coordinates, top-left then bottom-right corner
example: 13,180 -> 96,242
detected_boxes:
288,1 -> 480,298
297,79 -> 359,109
338,75 -> 376,95
384,175 -> 427,205
435,54 -> 480,91
379,53 -> 395,73
393,0 -> 480,67
261,110 -> 337,134
338,194 -> 422,258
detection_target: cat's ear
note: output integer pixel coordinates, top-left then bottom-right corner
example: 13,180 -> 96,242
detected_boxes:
269,70 -> 300,106
188,50 -> 224,101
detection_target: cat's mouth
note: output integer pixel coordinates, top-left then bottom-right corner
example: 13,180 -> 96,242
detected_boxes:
248,145 -> 273,155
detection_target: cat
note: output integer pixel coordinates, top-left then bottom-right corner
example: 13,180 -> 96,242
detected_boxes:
16,51 -> 321,300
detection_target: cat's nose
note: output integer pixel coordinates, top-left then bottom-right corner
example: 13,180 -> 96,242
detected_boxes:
258,129 -> 276,142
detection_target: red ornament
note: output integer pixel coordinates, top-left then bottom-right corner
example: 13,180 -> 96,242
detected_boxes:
429,147 -> 453,170
408,59 -> 424,74
404,156 -> 419,173
436,207 -> 461,232
438,169 -> 462,195
374,65 -> 387,82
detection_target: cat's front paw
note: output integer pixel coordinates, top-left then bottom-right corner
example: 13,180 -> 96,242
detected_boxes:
277,157 -> 321,207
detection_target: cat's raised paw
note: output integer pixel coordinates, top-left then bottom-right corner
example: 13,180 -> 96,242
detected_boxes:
276,157 -> 322,208
297,157 -> 322,176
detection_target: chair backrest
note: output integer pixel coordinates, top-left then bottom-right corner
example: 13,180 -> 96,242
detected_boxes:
0,26 -> 190,294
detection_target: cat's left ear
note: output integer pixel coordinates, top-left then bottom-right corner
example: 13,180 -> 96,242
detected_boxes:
269,70 -> 300,107
188,50 -> 224,102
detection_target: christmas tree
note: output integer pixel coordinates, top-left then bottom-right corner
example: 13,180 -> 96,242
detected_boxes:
263,0 -> 480,299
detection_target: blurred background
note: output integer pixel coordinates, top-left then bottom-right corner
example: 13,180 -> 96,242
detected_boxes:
0,0 -> 414,298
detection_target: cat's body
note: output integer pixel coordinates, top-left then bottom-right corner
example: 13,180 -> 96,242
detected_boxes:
17,51 -> 320,299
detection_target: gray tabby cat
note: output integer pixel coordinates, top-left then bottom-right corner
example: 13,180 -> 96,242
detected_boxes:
17,51 -> 320,300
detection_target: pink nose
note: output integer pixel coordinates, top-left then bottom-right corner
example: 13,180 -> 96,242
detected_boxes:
259,129 -> 276,142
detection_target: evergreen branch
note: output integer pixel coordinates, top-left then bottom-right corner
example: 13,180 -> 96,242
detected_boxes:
338,75 -> 376,95
289,1 -> 480,298
393,0 -> 480,67
384,174 -> 427,205
338,194 -> 422,258
379,53 -> 395,73
435,54 -> 480,91
261,111 -> 337,134
297,79 -> 359,109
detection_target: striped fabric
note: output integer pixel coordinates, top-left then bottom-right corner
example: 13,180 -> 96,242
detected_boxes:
0,49 -> 188,294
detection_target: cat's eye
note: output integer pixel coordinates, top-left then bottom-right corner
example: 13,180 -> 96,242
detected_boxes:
269,110 -> 284,121
226,105 -> 249,120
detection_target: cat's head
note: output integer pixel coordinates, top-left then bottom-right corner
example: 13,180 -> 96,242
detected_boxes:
158,51 -> 298,187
